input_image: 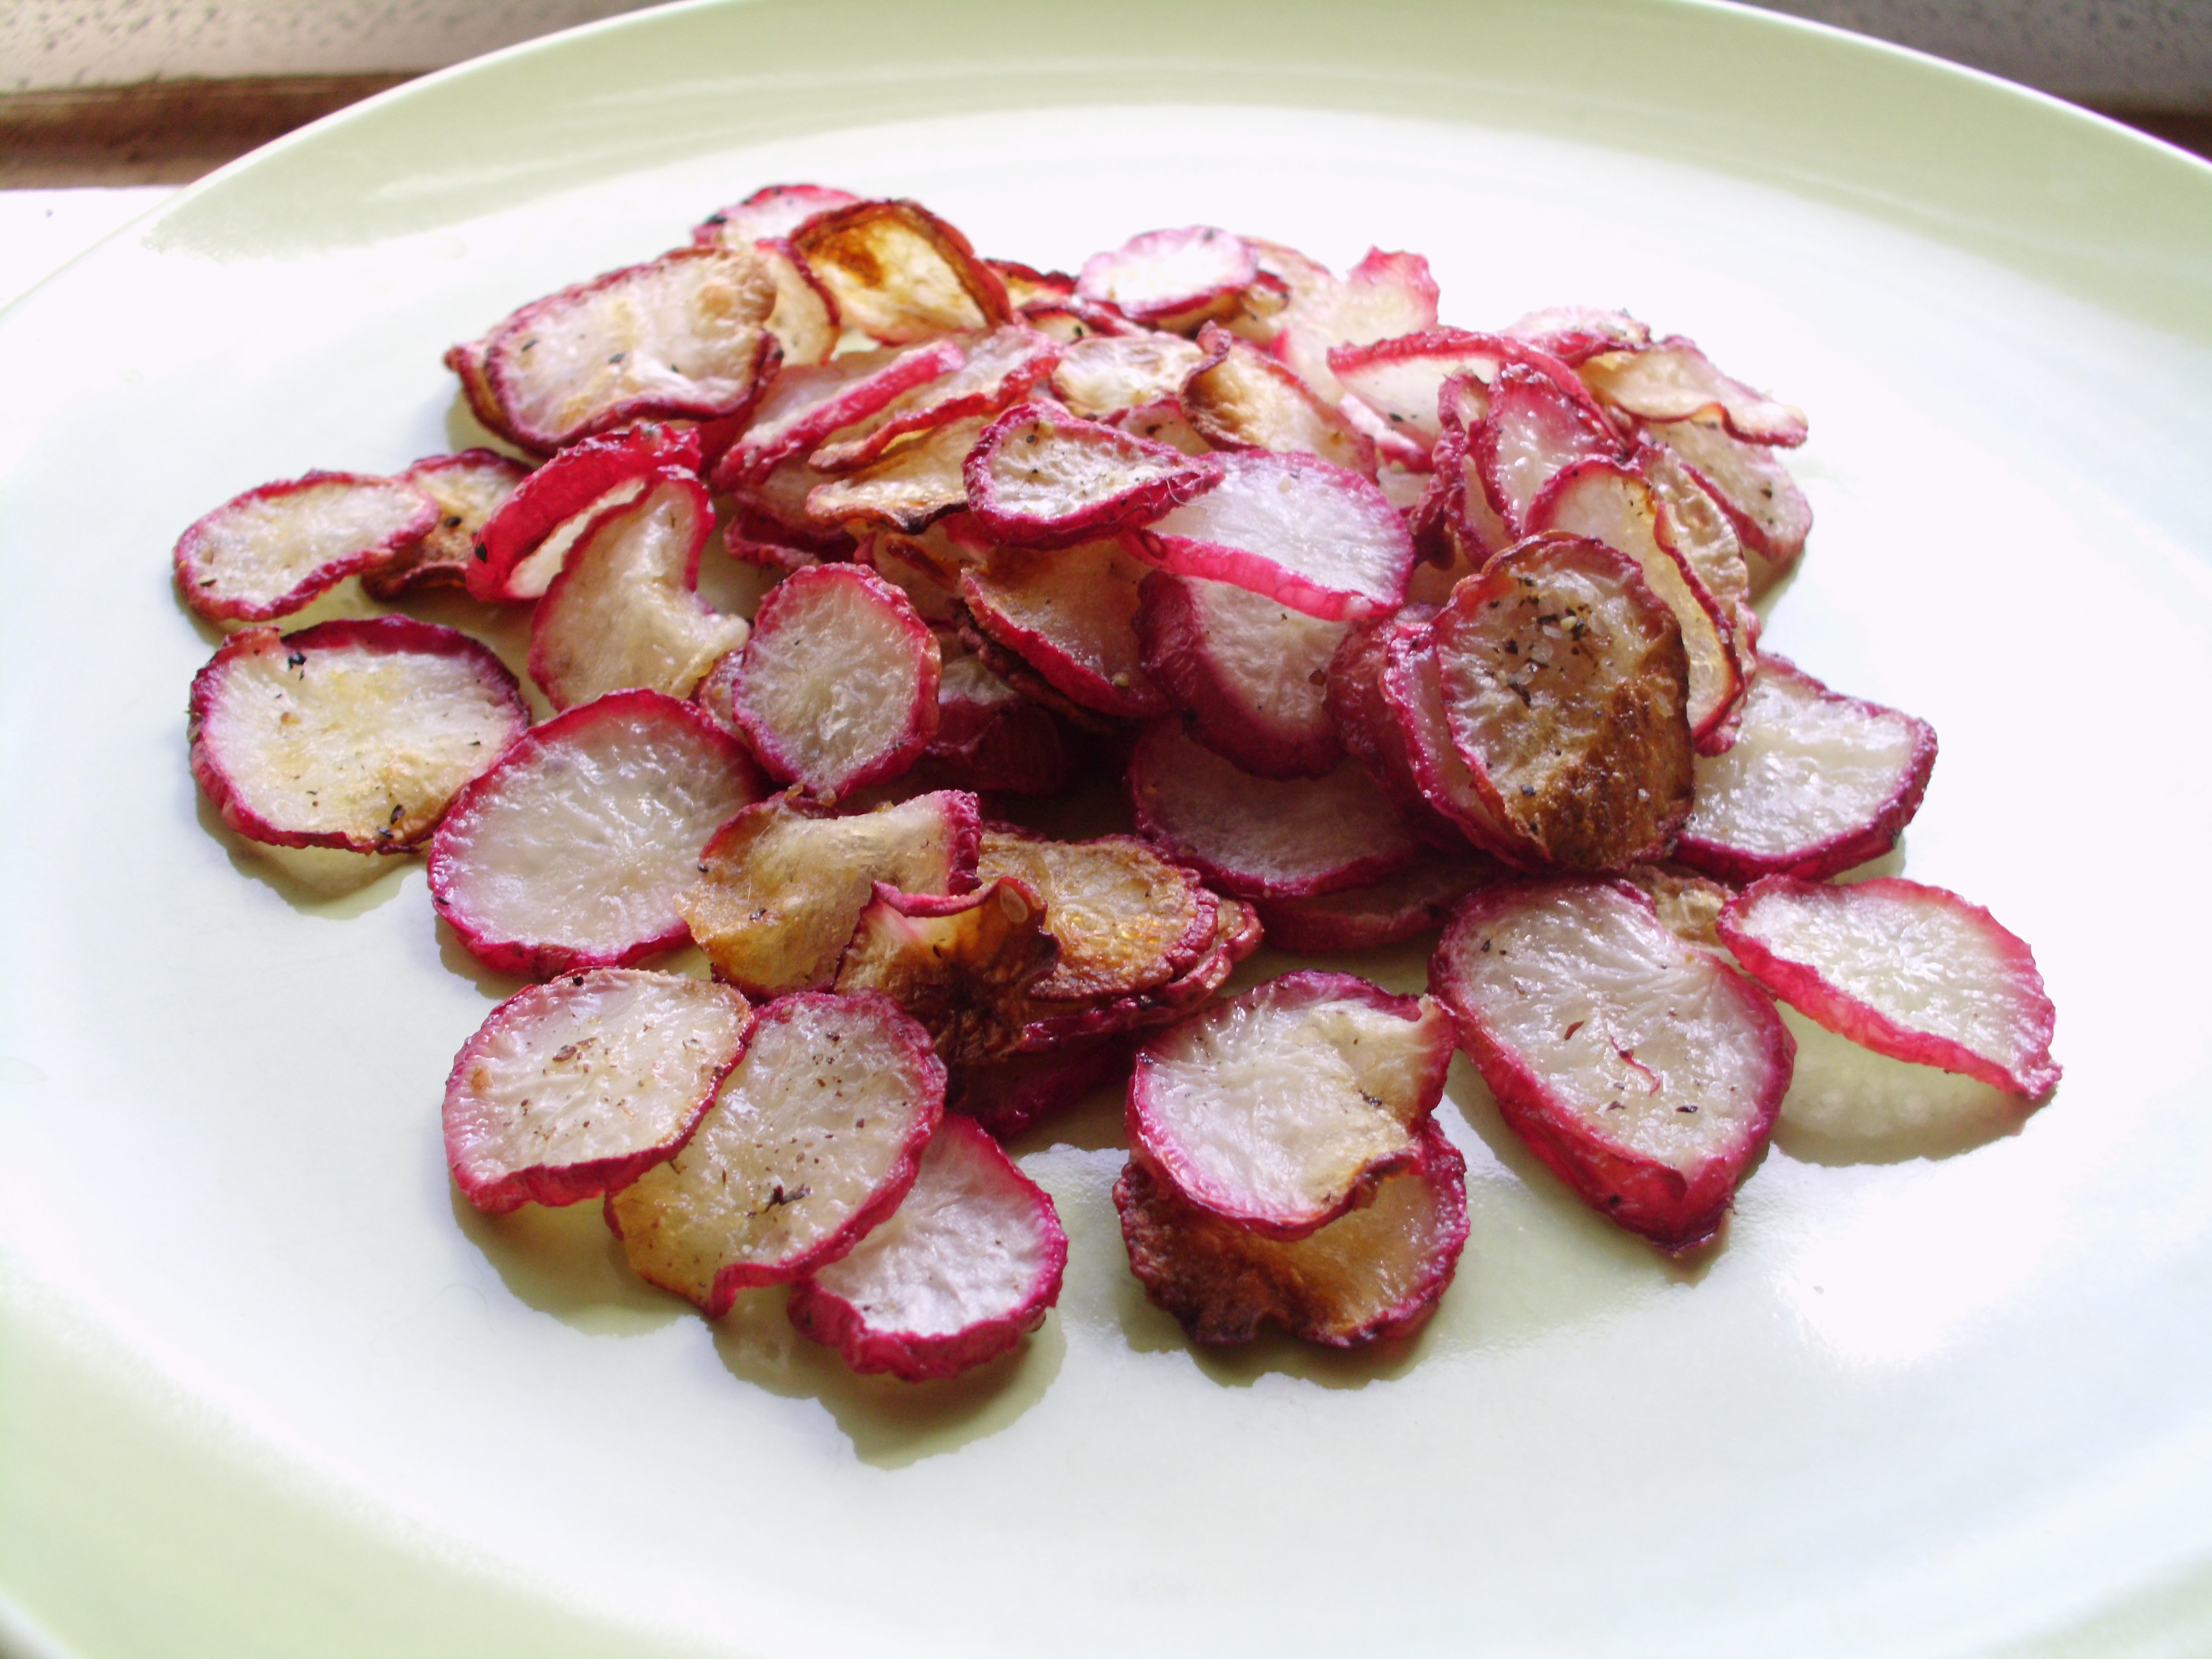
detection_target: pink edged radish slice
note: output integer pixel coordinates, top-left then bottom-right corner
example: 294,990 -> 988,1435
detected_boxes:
1011,896 -> 1263,1054
1049,331 -> 1208,420
991,260 -> 1076,307
1076,225 -> 1258,331
1675,655 -> 1937,883
948,1036 -> 1132,1141
727,564 -> 941,800
1325,328 -> 1601,454
959,537 -> 1170,719
679,789 -> 982,997
363,450 -> 530,600
1182,323 -> 1376,476
478,246 -> 781,452
747,242 -> 842,369
528,471 -> 748,711
963,403 -> 1224,550
442,969 -> 752,1214
694,183 -> 863,247
1251,847 -> 1501,953
791,199 -> 1011,344
1379,624 -> 1532,862
713,336 -> 964,485
428,689 -> 765,979
1128,972 -> 1455,1238
787,1114 -> 1068,1380
834,879 -> 1061,1068
174,471 -> 439,623
976,830 -> 1216,1004
803,412 -> 985,534
925,654 -> 1077,795
1579,336 -> 1806,445
606,990 -> 945,1313
1137,449 -> 1415,622
1430,878 -> 1795,1253
1718,876 -> 2059,1100
1476,362 -> 1626,537
1128,720 -> 1418,900
1134,569 -> 1347,780
1644,415 -> 1813,583
1270,247 -> 1441,405
1504,305 -> 1652,366
1114,1117 -> 1468,1348
188,615 -> 529,854
1635,435 -> 1758,651
467,421 -> 702,602
1430,531 -> 1695,871
810,324 -> 1060,473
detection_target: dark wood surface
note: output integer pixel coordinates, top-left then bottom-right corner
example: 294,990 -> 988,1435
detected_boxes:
1,75 -> 2205,188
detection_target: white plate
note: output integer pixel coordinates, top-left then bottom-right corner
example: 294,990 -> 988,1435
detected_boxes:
5,3 -> 2212,1654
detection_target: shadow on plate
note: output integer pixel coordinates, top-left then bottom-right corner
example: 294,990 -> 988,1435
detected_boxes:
197,788 -> 415,912
1772,1006 -> 2033,1165
450,1187 -> 685,1335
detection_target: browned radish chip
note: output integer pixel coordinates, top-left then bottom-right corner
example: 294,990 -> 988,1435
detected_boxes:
1270,248 -> 1440,405
1182,323 -> 1375,476
1135,570 -> 1347,779
1129,972 -> 1453,1237
1505,305 -> 1652,366
991,259 -> 1076,307
428,690 -> 764,978
1049,331 -> 1208,420
1137,450 -> 1415,622
1430,531 -> 1693,871
442,970 -> 751,1214
1477,362 -> 1625,536
977,830 -> 1215,1003
749,242 -> 841,369
804,413 -> 984,533
680,790 -> 981,996
1720,876 -> 2058,1099
1013,894 -> 1262,1052
1251,847 -> 1500,952
1618,863 -> 1734,948
949,1035 -> 1131,1140
1325,327 -> 1600,455
189,616 -> 529,854
727,565 -> 941,799
362,451 -> 529,600
1580,336 -> 1806,446
1129,721 -> 1418,899
1528,458 -> 1745,753
476,246 -> 781,452
833,879 -> 1059,1068
1645,415 -> 1813,583
787,1113 -> 1067,1379
810,325 -> 1060,472
713,337 -> 963,485
1675,655 -> 1936,883
694,183 -> 861,246
790,199 -> 1012,344
1431,878 -> 1795,1252
925,654 -> 1077,795
1111,398 -> 1214,456
467,421 -> 701,602
1115,1118 -> 1467,1347
963,403 -> 1222,551
1380,623 -> 1531,860
606,990 -> 944,1311
175,471 -> 439,623
529,471 -> 748,710
1077,225 -> 1257,332
959,537 -> 1169,718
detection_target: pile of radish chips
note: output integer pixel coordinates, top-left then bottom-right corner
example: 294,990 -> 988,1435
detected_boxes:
174,184 -> 2063,1379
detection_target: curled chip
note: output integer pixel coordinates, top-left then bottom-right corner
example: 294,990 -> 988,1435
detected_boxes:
1269,247 -> 1441,405
174,470 -> 438,623
466,421 -> 702,602
1431,878 -> 1795,1253
977,829 -> 1215,1003
1477,362 -> 1625,537
1115,1119 -> 1468,1348
714,337 -> 964,485
1076,225 -> 1259,332
188,615 -> 529,854
811,325 -> 1060,473
693,182 -> 861,247
1129,972 -> 1455,1237
964,402 -> 1224,551
1718,876 -> 2059,1100
1049,331 -> 1208,420
679,790 -> 982,997
804,413 -> 985,533
1181,323 -> 1375,477
791,198 -> 1012,344
1135,569 -> 1348,780
443,970 -> 751,1214
959,536 -> 1171,719
833,879 -> 1060,1069
363,450 -> 529,600
1643,415 -> 1813,586
607,991 -> 944,1313
787,1114 -> 1069,1380
1579,336 -> 1807,445
1014,894 -> 1263,1052
1505,304 -> 1652,366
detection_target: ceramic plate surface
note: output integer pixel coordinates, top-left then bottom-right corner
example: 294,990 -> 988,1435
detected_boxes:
4,3 -> 2211,1655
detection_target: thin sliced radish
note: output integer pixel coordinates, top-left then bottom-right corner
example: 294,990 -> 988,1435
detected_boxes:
1252,848 -> 1501,953
959,536 -> 1169,719
694,183 -> 862,246
1675,655 -> 1936,882
804,412 -> 984,534
467,421 -> 701,602
606,990 -> 944,1312
1137,449 -> 1414,622
445,335 -> 520,449
478,247 -> 781,451
1505,305 -> 1652,366
811,325 -> 1060,472
788,1114 -> 1067,1379
1477,362 -> 1625,537
1580,336 -> 1806,445
1077,225 -> 1257,331
790,199 -> 1012,344
1050,331 -> 1208,420
949,1036 -> 1131,1140
174,471 -> 438,623
727,565 -> 941,800
428,690 -> 764,979
714,337 -> 964,485
1644,415 -> 1813,582
529,471 -> 748,710
442,970 -> 751,1214
1115,1118 -> 1467,1347
1636,435 -> 1758,652
1719,877 -> 2059,1100
834,879 -> 1059,1068
1129,720 -> 1417,900
1324,606 -> 1465,850
992,259 -> 1076,306
1338,394 -> 1432,472
1270,248 -> 1441,405
1134,569 -> 1347,779
1431,878 -> 1795,1252
1431,531 -> 1694,870
964,403 -> 1223,550
680,790 -> 981,996
1325,327 -> 1601,453
363,450 -> 529,600
925,653 -> 1077,795
1182,323 -> 1376,476
977,829 -> 1215,1003
1381,624 -> 1538,862
188,616 -> 529,854
1129,972 -> 1454,1238
1014,896 -> 1263,1052
749,241 -> 843,368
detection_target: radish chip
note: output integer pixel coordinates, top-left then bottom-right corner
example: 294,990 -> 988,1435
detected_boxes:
1271,248 -> 1441,405
977,830 -> 1215,1003
1477,363 -> 1625,536
467,421 -> 702,602
804,413 -> 984,533
1051,331 -> 1208,420
1580,337 -> 1807,446
810,325 -> 1059,472
791,199 -> 1012,344
189,616 -> 529,854
965,403 -> 1223,550
959,537 -> 1169,718
788,1114 -> 1068,1380
363,450 -> 529,600
428,690 -> 764,978
1645,415 -> 1813,581
607,991 -> 944,1312
1182,323 -> 1375,476
1719,877 -> 2059,1100
834,879 -> 1060,1068
443,970 -> 751,1214
1135,570 -> 1348,779
695,183 -> 862,247
1431,879 -> 1795,1252
175,471 -> 438,622
715,337 -> 964,484
1077,225 -> 1258,331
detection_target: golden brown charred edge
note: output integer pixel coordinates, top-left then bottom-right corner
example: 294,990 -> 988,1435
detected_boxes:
791,199 -> 1013,338
1619,862 -> 1732,947
977,832 -> 1206,1003
833,879 -> 1059,1069
1114,1155 -> 1286,1345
